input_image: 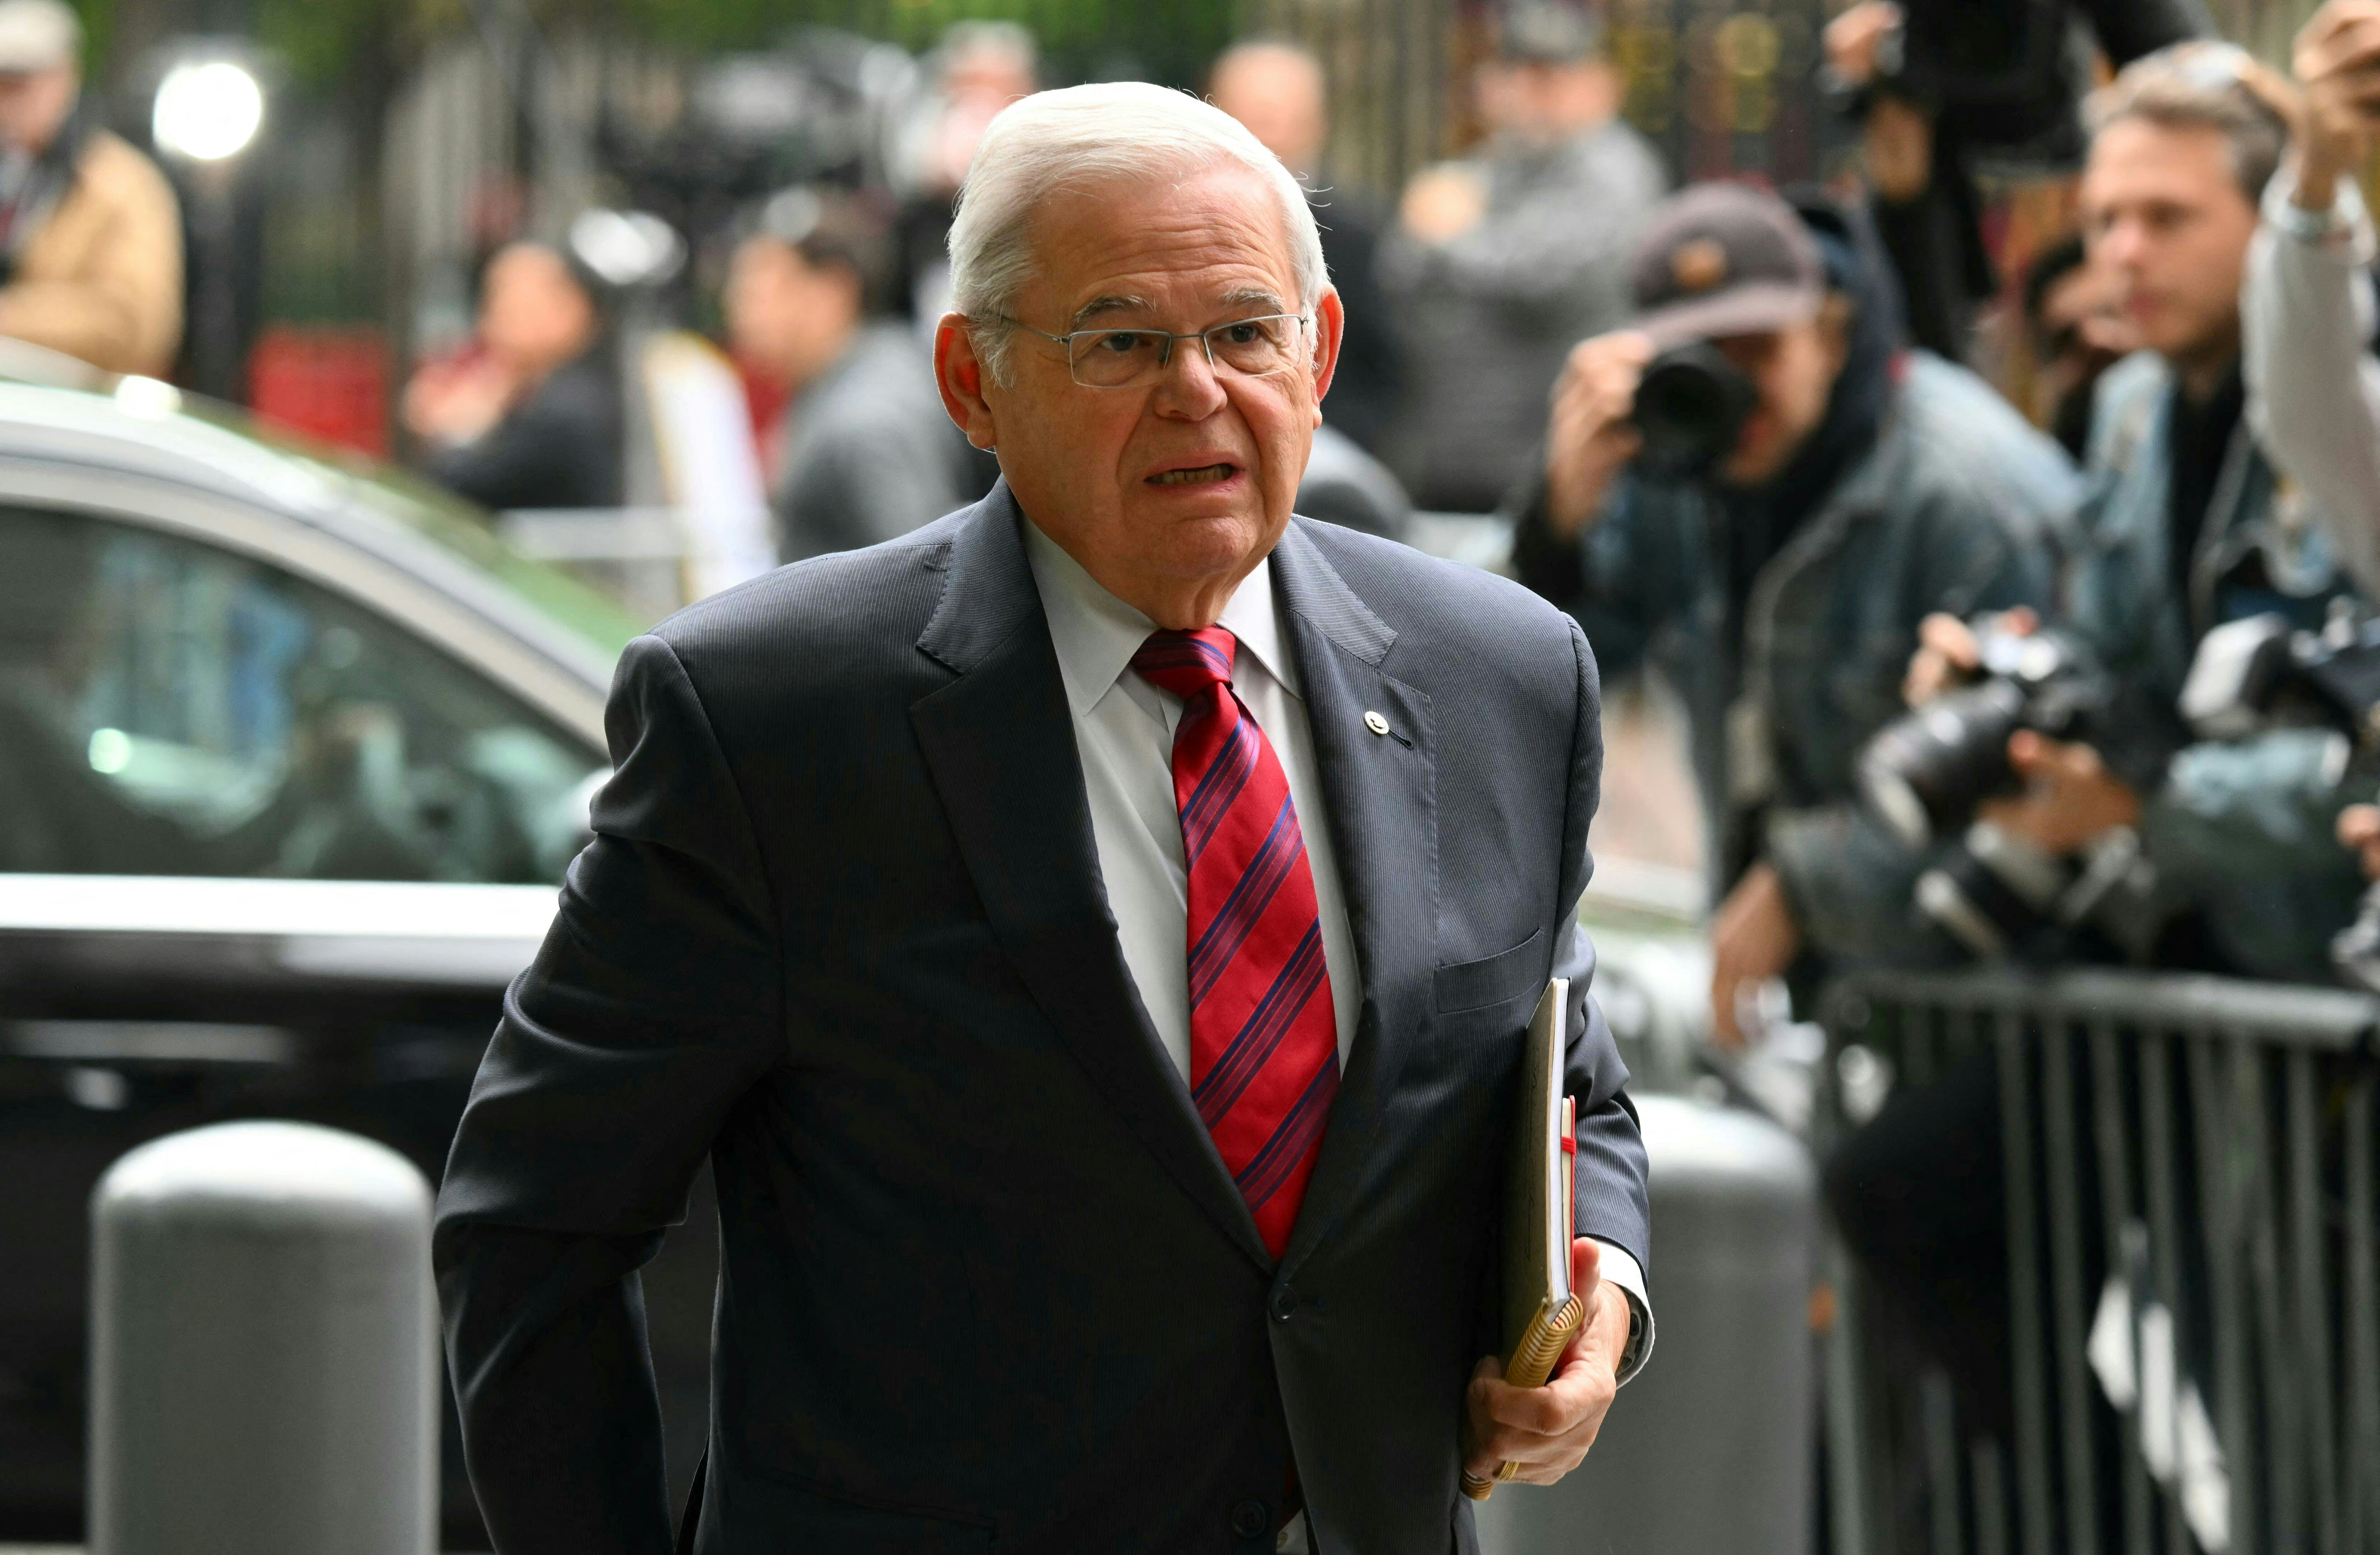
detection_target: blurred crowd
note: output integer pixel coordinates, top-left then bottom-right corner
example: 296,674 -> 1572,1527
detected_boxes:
11,0 -> 2380,1009
388,8 -> 1677,549
9,0 -> 2379,1014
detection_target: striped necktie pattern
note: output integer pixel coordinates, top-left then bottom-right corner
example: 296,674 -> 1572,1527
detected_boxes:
1132,625 -> 1338,1260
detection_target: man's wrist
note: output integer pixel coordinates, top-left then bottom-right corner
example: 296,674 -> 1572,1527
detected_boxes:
1587,1238 -> 1654,1385
2292,153 -> 2349,216
2272,153 -> 2366,243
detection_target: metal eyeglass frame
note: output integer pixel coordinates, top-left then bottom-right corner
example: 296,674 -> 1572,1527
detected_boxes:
994,312 -> 1313,388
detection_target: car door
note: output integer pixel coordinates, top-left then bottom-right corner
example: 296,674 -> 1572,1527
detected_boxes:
0,489 -> 715,1545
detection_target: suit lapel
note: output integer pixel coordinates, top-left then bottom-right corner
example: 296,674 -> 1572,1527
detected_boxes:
1267,522 -> 1440,1279
909,486 -> 1270,1270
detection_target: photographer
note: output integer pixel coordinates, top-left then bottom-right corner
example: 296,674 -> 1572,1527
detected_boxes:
2241,0 -> 2380,597
1510,182 -> 2079,1043
1823,0 -> 2207,359
1912,44 -> 2370,982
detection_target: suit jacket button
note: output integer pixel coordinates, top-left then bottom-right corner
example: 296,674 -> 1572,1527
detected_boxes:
1231,1498 -> 1270,1540
1270,1289 -> 1297,1322
1363,709 -> 1390,736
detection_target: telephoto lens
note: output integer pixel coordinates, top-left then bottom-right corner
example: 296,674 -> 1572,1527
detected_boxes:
1631,341 -> 1757,480
1855,679 -> 2030,850
1855,627 -> 2086,848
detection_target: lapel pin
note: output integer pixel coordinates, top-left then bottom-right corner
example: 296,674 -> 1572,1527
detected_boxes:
1363,710 -> 1390,736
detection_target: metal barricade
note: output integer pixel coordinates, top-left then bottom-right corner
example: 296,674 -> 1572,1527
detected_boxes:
1817,967 -> 2380,1555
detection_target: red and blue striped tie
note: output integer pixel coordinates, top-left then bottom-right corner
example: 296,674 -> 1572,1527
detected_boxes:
1133,626 -> 1339,1260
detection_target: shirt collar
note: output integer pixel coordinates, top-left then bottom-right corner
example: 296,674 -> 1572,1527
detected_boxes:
1021,518 -> 1300,718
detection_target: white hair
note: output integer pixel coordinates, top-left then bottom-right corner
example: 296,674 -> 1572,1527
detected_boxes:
947,81 -> 1329,384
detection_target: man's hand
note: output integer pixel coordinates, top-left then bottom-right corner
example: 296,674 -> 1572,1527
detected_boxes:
2293,0 -> 2380,211
403,356 -> 517,446
2338,802 -> 2380,878
1709,861 -> 1801,1050
1902,607 -> 2038,707
1543,331 -> 1655,537
1823,1 -> 1901,88
1463,1238 -> 1630,1486
1400,164 -> 1489,245
1977,731 -> 2141,856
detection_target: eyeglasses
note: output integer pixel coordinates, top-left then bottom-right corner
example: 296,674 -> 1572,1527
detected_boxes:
996,313 -> 1312,390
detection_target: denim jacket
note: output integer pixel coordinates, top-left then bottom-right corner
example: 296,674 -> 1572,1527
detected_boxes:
2059,350 -> 2367,981
1517,353 -> 2079,964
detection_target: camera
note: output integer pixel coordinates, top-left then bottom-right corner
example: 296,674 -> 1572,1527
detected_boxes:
2177,605 -> 2380,746
1856,622 -> 2103,851
1631,341 -> 1757,480
1854,619 -> 2164,960
2177,604 -> 2380,992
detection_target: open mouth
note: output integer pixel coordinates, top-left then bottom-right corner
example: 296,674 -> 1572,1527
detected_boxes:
1149,463 -> 1237,486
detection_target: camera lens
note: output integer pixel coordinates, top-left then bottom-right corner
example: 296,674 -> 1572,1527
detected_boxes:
1855,679 -> 2028,848
1632,341 -> 1758,480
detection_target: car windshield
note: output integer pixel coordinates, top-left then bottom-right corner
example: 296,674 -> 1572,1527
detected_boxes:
197,405 -> 646,662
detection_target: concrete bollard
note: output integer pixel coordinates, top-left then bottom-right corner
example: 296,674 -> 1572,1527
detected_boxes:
89,1121 -> 437,1555
1475,1093 -> 1819,1555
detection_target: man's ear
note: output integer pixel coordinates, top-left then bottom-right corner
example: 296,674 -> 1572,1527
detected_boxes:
935,314 -> 1002,451
1307,287 -> 1347,427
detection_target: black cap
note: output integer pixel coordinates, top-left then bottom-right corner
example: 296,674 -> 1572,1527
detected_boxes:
1628,181 -> 1825,345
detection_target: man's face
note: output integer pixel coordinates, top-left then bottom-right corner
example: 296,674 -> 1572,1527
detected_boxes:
726,238 -> 859,386
1476,59 -> 1618,143
0,63 -> 74,157
1712,314 -> 1846,487
949,162 -> 1342,625
479,245 -> 595,377
1210,49 -> 1327,178
2079,118 -> 2257,371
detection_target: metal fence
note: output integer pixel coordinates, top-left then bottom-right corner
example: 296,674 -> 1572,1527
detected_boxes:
1818,967 -> 2380,1555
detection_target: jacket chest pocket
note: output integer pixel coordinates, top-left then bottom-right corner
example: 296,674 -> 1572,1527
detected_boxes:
1432,927 -> 1546,1014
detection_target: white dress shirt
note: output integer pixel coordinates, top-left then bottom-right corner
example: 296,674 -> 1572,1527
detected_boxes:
1022,520 -> 1361,1078
1021,521 -> 1651,1354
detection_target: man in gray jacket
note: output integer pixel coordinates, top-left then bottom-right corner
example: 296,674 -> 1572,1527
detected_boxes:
727,189 -> 996,562
1512,183 -> 2077,1042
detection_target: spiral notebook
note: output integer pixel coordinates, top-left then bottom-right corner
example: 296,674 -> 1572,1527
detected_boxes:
1461,979 -> 1580,1502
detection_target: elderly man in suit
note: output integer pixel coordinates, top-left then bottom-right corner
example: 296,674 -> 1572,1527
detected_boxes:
434,82 -> 1651,1555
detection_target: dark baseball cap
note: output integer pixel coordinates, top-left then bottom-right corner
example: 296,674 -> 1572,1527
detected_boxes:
1628,182 -> 1825,346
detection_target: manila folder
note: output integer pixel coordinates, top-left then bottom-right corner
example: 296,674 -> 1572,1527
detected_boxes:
1463,979 -> 1582,1500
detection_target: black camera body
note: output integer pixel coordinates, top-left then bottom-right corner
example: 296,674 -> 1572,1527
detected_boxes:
2181,604 -> 2380,992
1856,624 -> 2104,851
1858,603 -> 2380,967
1631,341 -> 1758,480
1854,621 -> 2163,960
2177,606 -> 2380,747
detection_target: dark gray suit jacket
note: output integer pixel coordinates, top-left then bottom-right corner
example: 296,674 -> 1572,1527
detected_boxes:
433,482 -> 1649,1555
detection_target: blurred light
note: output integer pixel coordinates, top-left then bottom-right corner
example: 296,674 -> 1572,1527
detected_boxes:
569,209 -> 685,289
113,375 -> 182,418
153,60 -> 264,162
88,727 -> 131,774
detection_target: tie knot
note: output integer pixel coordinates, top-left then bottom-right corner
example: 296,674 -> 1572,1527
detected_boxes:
1132,626 -> 1238,701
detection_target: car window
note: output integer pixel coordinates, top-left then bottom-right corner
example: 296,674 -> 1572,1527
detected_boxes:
0,504 -> 605,883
